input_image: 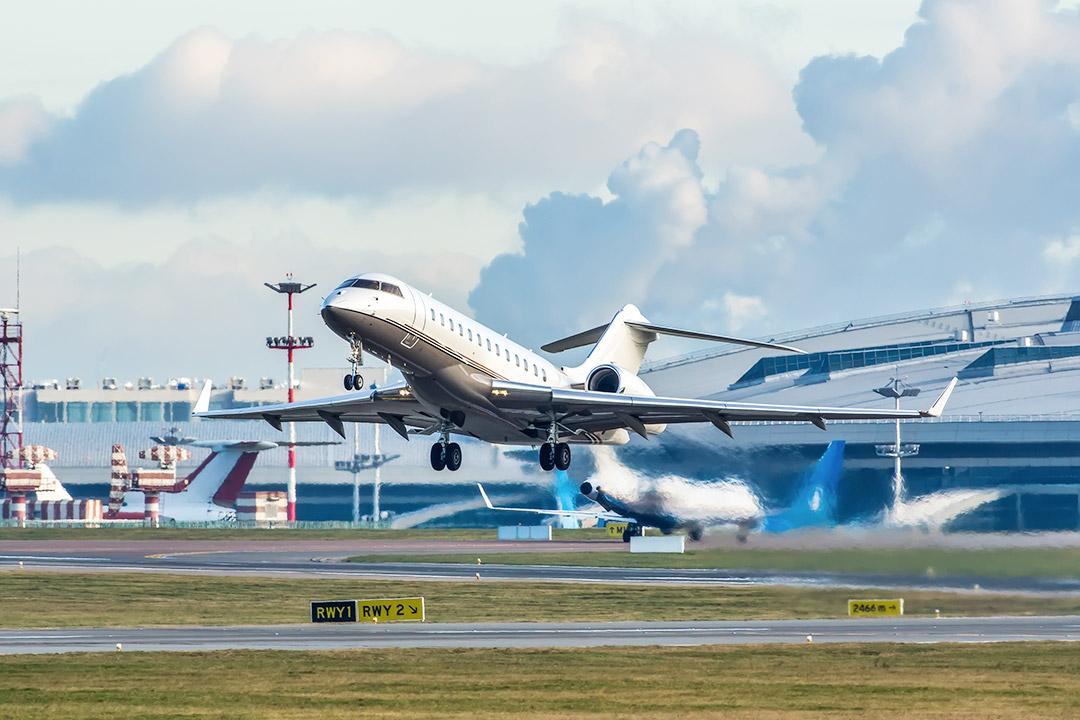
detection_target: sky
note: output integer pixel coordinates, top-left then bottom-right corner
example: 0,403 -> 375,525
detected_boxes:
2,0 -> 1080,383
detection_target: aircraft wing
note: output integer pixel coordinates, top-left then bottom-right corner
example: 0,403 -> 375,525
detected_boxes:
487,378 -> 958,438
477,484 -> 628,522
194,380 -> 434,440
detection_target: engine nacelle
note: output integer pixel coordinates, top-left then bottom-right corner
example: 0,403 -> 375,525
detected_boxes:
585,364 -> 653,396
584,364 -> 667,436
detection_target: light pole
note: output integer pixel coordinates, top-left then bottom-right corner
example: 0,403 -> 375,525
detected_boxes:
264,274 -> 316,523
874,377 -> 922,518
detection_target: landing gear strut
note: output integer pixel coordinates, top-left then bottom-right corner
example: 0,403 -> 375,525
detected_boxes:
538,420 -> 571,471
429,426 -> 462,472
343,334 -> 364,391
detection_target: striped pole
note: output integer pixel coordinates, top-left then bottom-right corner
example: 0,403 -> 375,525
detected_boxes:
10,494 -> 25,527
143,492 -> 160,528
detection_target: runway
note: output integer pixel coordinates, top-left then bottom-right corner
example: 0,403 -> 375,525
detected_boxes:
2,541 -> 1080,595
3,616 -> 1079,654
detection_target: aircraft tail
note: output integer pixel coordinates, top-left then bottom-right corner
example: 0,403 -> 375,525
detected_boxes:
175,447 -> 261,508
761,441 -> 845,533
108,444 -> 130,515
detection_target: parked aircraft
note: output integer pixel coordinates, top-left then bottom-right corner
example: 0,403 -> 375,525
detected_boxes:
479,441 -> 846,541
197,274 -> 957,472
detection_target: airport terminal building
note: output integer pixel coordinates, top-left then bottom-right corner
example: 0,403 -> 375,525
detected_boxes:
638,293 -> 1080,532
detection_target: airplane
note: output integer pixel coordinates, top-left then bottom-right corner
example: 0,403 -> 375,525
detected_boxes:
195,272 -> 958,472
478,441 -> 847,541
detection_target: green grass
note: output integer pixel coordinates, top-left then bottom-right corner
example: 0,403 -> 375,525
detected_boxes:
0,527 -> 610,541
2,643 -> 1079,718
4,570 -> 1080,628
348,547 -> 1080,578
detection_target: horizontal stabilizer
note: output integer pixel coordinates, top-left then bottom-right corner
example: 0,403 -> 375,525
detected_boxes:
540,324 -> 608,353
921,377 -> 959,418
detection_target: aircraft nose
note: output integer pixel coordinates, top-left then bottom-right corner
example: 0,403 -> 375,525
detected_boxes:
320,304 -> 351,336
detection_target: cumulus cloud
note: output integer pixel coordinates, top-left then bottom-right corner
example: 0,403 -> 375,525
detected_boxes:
471,0 -> 1080,349
0,24 -> 809,203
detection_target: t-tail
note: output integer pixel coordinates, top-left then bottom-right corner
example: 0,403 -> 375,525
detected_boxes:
760,441 -> 845,533
108,443 -> 130,515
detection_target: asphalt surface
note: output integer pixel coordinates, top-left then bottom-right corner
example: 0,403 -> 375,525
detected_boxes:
2,543 -> 1079,595
3,616 -> 1079,654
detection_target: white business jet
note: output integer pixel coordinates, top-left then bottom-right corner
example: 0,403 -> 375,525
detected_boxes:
196,273 -> 957,472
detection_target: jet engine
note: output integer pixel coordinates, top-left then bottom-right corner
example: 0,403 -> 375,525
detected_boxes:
586,363 -> 654,396
584,365 -> 667,436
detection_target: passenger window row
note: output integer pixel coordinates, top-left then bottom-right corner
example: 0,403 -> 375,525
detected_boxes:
428,305 -> 548,381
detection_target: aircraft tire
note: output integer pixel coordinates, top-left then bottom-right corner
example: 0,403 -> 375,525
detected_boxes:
343,374 -> 354,391
351,374 -> 364,390
554,442 -> 571,471
429,443 -> 446,471
539,443 -> 555,471
445,442 -> 462,471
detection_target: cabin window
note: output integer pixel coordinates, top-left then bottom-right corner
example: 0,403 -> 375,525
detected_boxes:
430,309 -> 435,320
514,354 -> 519,367
533,365 -> 539,377
542,369 -> 547,382
448,318 -> 453,331
486,339 -> 491,351
505,349 -> 510,361
468,329 -> 473,341
523,359 -> 528,372
459,325 -> 464,336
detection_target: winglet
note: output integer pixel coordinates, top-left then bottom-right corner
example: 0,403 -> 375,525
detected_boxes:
922,377 -> 958,418
477,483 -> 494,509
194,380 -> 213,415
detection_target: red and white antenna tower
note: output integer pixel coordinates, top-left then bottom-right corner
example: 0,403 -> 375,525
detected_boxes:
264,274 -> 316,522
1,252 -> 23,470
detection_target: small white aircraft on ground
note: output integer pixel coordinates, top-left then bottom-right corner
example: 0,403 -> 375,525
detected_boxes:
197,273 -> 958,472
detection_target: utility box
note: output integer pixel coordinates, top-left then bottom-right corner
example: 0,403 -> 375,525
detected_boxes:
630,535 -> 686,553
497,525 -> 552,541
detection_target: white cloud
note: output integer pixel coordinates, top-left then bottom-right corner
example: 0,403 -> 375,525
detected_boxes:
0,24 -> 812,204
1043,231 -> 1080,266
721,292 -> 768,332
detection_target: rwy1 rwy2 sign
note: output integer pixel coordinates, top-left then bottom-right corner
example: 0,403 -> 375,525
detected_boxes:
357,597 -> 426,623
311,600 -> 358,623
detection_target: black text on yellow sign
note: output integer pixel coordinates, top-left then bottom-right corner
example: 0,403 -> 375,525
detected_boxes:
357,596 -> 426,623
606,522 -> 629,538
848,598 -> 904,617
310,600 -> 358,623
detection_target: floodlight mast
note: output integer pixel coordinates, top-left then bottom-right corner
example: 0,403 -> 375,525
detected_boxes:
874,377 -> 922,513
264,274 -> 317,522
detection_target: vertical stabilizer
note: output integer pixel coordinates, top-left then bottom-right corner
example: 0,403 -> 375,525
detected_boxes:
761,441 -> 845,533
575,305 -> 657,375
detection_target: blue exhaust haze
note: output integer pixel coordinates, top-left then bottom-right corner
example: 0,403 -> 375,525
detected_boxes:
761,441 -> 845,533
552,469 -> 580,529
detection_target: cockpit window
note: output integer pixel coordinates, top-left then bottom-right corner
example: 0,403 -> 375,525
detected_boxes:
345,278 -> 404,297
350,279 -> 381,291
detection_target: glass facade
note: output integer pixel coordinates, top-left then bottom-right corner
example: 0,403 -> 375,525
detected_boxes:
959,345 -> 1080,379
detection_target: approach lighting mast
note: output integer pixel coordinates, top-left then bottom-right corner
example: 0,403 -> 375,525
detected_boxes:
874,377 -> 922,513
264,274 -> 316,522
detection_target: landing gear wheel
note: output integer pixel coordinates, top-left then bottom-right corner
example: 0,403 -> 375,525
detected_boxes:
445,442 -> 462,472
429,443 -> 446,471
622,524 -> 641,542
539,443 -> 555,472
343,374 -> 354,391
351,374 -> 364,391
553,442 -> 571,471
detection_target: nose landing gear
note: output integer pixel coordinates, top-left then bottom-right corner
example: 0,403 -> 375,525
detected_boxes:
343,334 -> 364,391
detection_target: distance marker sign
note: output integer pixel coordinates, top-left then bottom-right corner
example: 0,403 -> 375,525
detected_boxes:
848,599 -> 904,617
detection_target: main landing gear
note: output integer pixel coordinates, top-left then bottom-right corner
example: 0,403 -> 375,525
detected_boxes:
429,426 -> 462,472
538,422 -> 571,472
343,334 -> 365,391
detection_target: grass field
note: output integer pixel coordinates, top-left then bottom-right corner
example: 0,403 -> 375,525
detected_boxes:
2,643 -> 1079,718
4,570 -> 1080,628
0,527 -> 610,542
348,546 -> 1080,578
